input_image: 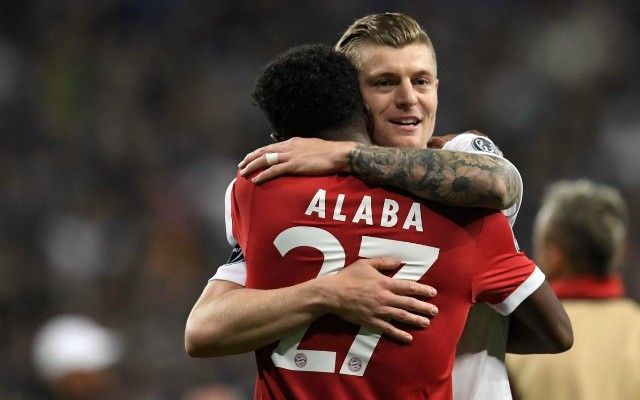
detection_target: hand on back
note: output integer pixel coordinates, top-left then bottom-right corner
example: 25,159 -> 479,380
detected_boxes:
319,256 -> 439,343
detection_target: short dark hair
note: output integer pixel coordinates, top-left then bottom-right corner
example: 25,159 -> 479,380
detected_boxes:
252,44 -> 364,140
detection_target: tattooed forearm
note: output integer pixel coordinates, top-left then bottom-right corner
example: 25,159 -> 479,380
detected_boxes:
346,145 -> 521,209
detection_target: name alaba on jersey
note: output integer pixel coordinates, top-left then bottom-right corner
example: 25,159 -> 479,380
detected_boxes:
228,171 -> 543,400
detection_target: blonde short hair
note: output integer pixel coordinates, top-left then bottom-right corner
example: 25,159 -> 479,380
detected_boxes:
335,12 -> 437,74
538,179 -> 628,275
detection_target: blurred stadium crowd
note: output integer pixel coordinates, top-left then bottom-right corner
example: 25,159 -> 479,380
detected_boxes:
1,1 -> 639,399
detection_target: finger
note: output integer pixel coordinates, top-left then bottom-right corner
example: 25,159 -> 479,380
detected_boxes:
391,279 -> 437,298
252,163 -> 291,184
366,319 -> 413,343
238,148 -> 266,169
388,294 -> 438,317
240,155 -> 268,177
366,257 -> 403,271
242,151 -> 289,177
382,306 -> 431,328
238,143 -> 283,169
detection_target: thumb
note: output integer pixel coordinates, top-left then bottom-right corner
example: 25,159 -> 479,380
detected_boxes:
366,256 -> 403,271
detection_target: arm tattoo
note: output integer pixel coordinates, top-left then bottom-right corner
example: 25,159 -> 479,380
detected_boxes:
346,144 -> 521,209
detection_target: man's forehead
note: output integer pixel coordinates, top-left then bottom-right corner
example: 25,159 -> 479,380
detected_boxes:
358,42 -> 437,77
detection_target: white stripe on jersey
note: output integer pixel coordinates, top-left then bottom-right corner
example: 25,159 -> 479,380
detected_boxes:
224,178 -> 237,246
209,260 -> 247,285
489,266 -> 545,316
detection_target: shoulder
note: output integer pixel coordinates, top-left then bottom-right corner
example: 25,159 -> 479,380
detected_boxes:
442,132 -> 503,157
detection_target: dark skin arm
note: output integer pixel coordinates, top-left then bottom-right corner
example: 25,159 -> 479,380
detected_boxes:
506,281 -> 573,354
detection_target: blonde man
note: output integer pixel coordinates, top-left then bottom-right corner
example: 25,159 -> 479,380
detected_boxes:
507,180 -> 640,400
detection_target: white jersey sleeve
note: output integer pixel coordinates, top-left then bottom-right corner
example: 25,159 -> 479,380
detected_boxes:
224,178 -> 237,247
210,178 -> 249,285
442,133 -> 523,227
209,259 -> 247,285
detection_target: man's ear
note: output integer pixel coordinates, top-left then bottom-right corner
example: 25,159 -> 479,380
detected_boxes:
363,104 -> 374,140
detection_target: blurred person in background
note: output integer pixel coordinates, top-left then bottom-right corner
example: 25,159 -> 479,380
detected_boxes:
507,179 -> 640,400
31,314 -> 123,400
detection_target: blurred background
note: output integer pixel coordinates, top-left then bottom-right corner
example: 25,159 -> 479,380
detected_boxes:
1,1 -> 638,398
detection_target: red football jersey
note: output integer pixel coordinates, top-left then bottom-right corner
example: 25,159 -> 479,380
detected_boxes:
230,172 -> 538,400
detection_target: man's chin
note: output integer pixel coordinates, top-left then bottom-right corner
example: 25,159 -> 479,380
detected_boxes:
373,126 -> 432,149
380,136 -> 428,149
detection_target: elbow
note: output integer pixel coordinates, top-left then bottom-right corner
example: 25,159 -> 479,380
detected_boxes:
558,324 -> 574,353
550,319 -> 574,353
184,320 -> 225,358
496,186 -> 517,210
184,324 -> 208,358
493,159 -> 521,210
492,178 -> 518,210
485,187 -> 515,210
184,336 -> 206,358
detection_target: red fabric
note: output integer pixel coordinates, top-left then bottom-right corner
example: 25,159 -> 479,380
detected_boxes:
231,171 -> 537,400
551,275 -> 625,300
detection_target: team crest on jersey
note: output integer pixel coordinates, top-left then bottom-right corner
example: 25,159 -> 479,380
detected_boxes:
347,357 -> 363,372
226,245 -> 245,264
294,352 -> 308,368
472,137 -> 501,156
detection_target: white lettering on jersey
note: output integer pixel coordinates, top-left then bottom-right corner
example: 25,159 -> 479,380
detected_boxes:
403,203 -> 424,232
304,189 -> 424,232
271,227 -> 439,375
352,195 -> 373,225
333,194 -> 347,221
304,189 -> 326,218
380,199 -> 399,227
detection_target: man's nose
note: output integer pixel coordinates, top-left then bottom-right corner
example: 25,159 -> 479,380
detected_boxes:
395,79 -> 418,109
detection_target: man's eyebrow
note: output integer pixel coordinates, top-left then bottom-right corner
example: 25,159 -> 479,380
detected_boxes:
362,72 -> 395,84
367,72 -> 397,78
365,69 -> 435,79
413,69 -> 435,77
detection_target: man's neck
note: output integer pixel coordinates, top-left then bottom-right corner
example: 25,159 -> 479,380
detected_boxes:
320,120 -> 371,144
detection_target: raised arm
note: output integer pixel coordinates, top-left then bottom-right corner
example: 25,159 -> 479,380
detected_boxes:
185,257 -> 438,357
238,135 -> 521,210
346,143 -> 520,209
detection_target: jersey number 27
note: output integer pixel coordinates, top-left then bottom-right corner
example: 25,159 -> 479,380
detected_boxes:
270,226 -> 439,376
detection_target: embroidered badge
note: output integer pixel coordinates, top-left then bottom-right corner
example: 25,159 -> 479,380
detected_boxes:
472,137 -> 501,155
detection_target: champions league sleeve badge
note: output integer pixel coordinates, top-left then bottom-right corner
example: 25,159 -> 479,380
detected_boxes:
226,245 -> 246,264
472,137 -> 502,156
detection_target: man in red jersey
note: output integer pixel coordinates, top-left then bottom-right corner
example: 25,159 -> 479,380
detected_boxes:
218,44 -> 569,399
